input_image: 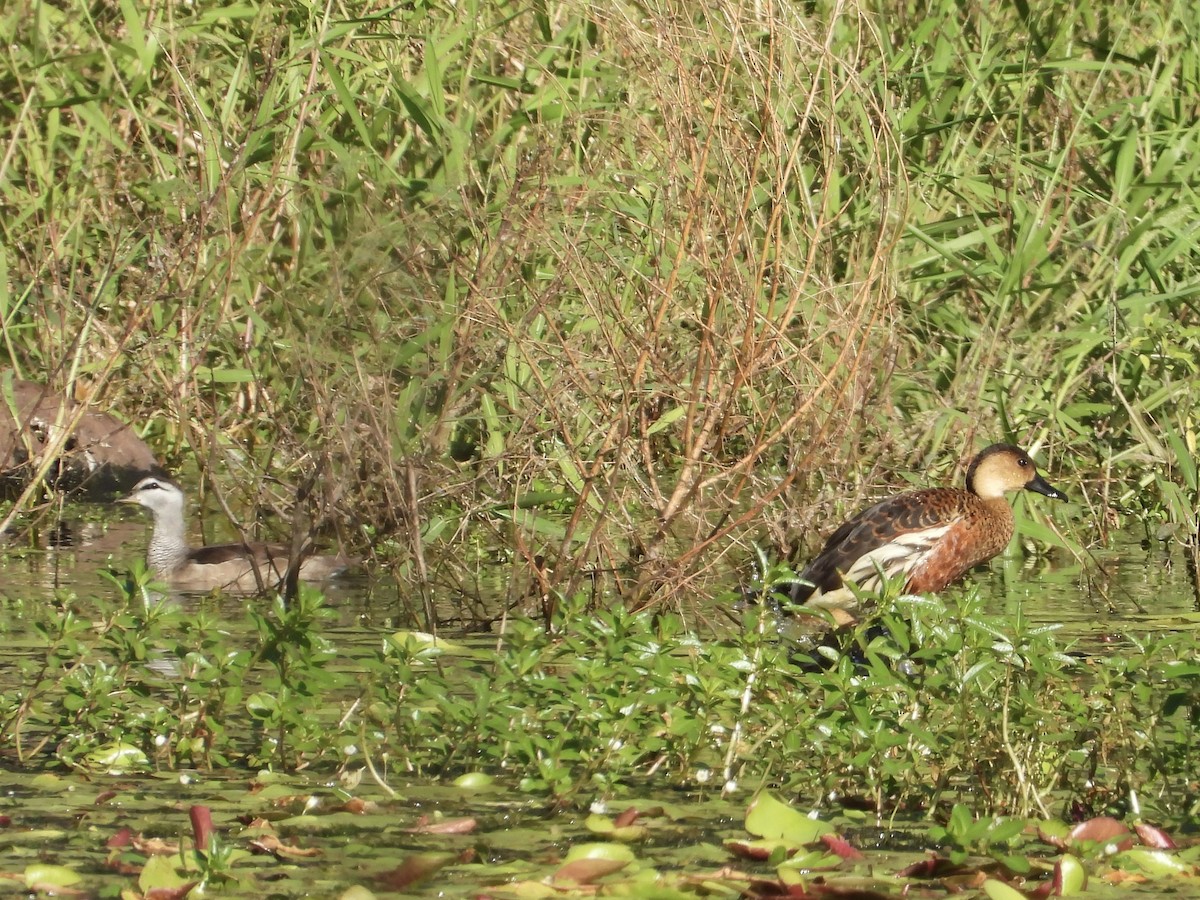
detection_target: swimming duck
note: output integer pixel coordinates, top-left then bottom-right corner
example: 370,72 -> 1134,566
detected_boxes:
783,444 -> 1066,610
119,476 -> 352,592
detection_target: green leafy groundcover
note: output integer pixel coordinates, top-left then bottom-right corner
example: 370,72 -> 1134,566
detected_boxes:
2,568 -> 1199,827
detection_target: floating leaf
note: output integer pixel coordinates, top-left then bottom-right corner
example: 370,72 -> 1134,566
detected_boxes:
562,842 -> 638,864
24,864 -> 82,890
1054,854 -> 1088,895
405,816 -> 477,835
376,851 -> 465,890
452,772 -> 494,790
1112,848 -> 1194,878
137,855 -> 193,894
726,838 -> 792,861
248,833 -> 322,859
585,813 -> 648,842
1036,820 -> 1070,849
30,773 -> 70,792
745,792 -> 833,845
554,845 -> 633,885
982,878 -> 1028,900
88,742 -> 149,772
385,631 -> 467,656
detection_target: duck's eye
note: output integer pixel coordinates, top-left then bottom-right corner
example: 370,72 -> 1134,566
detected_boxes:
1017,458 -> 1029,467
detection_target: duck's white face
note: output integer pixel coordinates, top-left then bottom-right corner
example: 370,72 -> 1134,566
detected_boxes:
119,477 -> 186,514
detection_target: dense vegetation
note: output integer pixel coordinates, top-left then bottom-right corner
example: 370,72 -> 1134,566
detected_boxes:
4,5 -> 1200,893
4,0 -> 1199,607
9,577 -> 1200,824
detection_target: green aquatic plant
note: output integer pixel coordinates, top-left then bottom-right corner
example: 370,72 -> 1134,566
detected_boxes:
2,568 -> 1199,827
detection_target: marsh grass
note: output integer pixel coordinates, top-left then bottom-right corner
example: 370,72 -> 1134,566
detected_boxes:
2,1 -> 1200,610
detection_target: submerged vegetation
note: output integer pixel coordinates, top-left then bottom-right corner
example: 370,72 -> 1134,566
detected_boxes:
4,0 -> 1200,895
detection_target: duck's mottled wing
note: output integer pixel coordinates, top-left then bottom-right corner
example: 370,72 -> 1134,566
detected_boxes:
188,542 -> 287,570
188,543 -> 253,566
792,488 -> 970,601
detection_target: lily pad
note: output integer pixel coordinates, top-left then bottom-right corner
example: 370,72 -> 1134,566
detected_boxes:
745,792 -> 833,846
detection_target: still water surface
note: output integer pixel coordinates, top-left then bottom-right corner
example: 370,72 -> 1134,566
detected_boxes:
1,500 -> 1198,635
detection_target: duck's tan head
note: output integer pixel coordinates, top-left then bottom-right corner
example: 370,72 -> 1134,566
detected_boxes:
966,444 -> 1067,502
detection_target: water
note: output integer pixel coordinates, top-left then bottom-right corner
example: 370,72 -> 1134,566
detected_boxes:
973,532 -> 1200,637
1,499 -> 1197,636
0,499 -> 412,629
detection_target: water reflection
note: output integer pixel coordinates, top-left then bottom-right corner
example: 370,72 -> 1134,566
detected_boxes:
1,503 -> 1198,640
0,502 -> 399,630
972,534 -> 1200,636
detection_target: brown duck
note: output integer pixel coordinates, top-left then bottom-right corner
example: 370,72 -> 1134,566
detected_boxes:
785,444 -> 1066,610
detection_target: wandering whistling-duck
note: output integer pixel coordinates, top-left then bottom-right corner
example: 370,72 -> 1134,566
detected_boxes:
782,444 -> 1066,610
119,476 -> 353,592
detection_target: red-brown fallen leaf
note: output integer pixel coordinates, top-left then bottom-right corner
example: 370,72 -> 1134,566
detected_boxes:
1134,823 -> 1177,849
94,790 -> 118,806
106,827 -> 134,849
144,885 -> 199,900
820,833 -> 864,861
104,858 -> 143,876
376,849 -> 473,890
133,836 -> 181,856
726,839 -> 789,861
1102,869 -> 1149,885
1069,817 -> 1133,850
553,857 -> 627,884
343,797 -> 378,814
404,817 -> 477,835
613,807 -> 641,828
896,855 -> 970,878
249,834 -> 322,859
190,805 -> 214,853
0,815 -> 10,828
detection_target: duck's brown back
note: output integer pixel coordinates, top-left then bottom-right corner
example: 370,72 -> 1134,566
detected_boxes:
178,542 -> 351,591
791,487 -> 1015,606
